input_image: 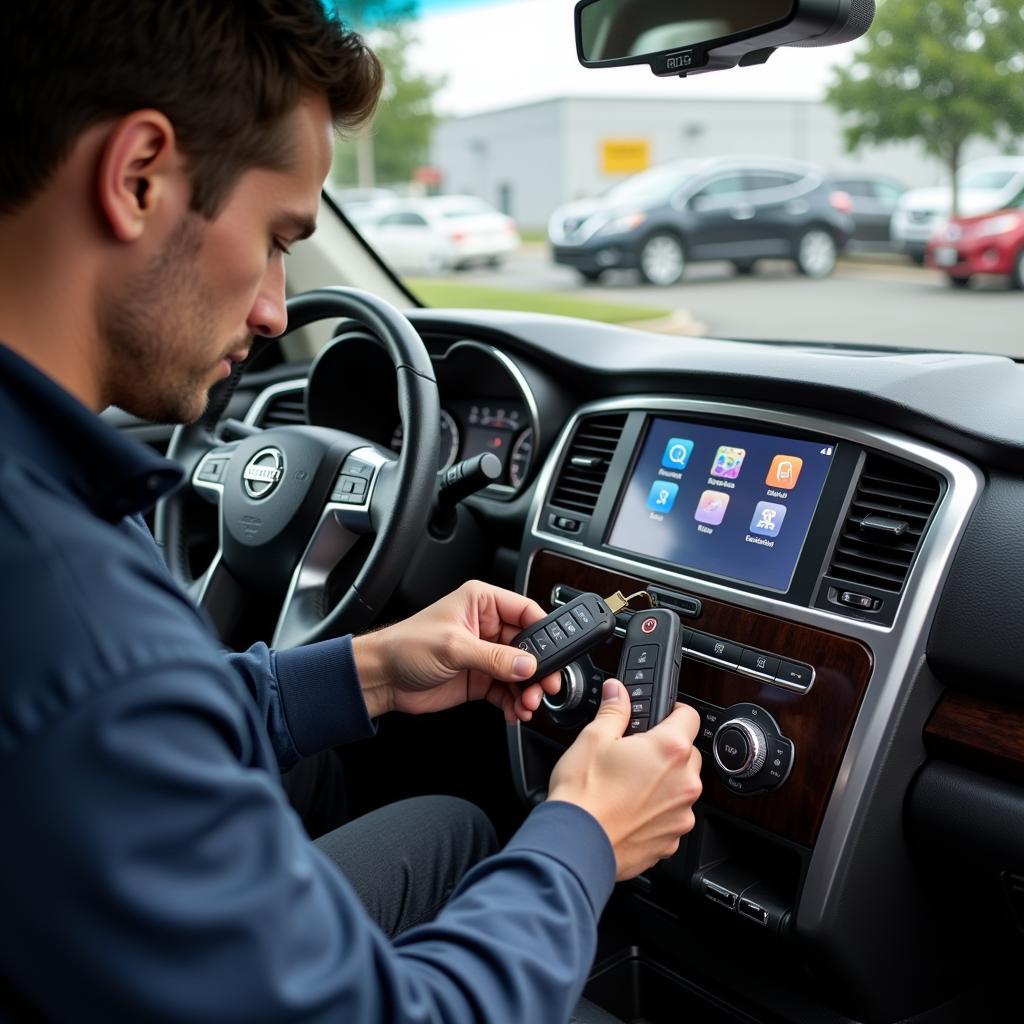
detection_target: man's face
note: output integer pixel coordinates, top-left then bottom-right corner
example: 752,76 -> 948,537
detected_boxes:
101,94 -> 333,424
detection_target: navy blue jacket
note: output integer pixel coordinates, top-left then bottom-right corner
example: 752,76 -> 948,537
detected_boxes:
0,344 -> 615,1022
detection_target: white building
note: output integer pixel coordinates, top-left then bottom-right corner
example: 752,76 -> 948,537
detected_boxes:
431,95 -> 1014,229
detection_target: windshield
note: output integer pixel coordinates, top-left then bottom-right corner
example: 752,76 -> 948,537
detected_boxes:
329,1 -> 1024,360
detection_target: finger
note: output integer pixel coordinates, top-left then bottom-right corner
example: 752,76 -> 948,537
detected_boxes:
589,678 -> 630,736
656,701 -> 702,742
479,585 -> 548,632
458,634 -> 538,684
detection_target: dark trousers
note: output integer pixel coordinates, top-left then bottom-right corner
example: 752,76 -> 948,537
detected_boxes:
282,750 -> 498,937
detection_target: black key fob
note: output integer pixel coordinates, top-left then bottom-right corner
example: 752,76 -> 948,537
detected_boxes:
617,608 -> 682,736
510,592 -> 617,684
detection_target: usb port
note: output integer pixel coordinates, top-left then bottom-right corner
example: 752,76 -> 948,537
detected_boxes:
738,897 -> 769,925
702,880 -> 736,909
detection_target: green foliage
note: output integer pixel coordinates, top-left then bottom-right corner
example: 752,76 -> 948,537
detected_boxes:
827,0 -> 1024,206
330,1 -> 447,187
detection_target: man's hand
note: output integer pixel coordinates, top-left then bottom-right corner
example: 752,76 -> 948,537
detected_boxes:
548,679 -> 703,881
351,581 -> 562,724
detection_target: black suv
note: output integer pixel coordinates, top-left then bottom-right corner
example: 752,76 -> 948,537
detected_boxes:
549,156 -> 854,286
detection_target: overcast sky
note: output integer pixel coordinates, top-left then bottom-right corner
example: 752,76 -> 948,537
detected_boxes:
412,0 -> 853,117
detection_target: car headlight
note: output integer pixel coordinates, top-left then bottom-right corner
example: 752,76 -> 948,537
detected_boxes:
597,212 -> 647,237
975,214 -> 1019,238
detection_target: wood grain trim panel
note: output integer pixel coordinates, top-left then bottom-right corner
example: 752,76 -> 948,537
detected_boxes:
925,690 -> 1024,786
523,550 -> 874,847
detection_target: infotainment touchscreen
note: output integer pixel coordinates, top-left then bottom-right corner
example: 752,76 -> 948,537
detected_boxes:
606,417 -> 837,593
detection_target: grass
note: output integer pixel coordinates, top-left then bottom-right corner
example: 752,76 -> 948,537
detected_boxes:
406,279 -> 672,324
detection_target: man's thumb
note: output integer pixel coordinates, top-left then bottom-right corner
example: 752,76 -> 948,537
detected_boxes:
463,636 -> 539,683
592,678 -> 629,731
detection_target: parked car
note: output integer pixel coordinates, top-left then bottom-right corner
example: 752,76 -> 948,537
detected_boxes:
926,188 -> 1024,289
891,157 -> 1024,264
828,172 -> 908,248
548,156 -> 854,286
356,195 -> 520,273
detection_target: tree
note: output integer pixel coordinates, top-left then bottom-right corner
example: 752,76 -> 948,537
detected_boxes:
826,0 -> 1024,214
330,1 -> 447,188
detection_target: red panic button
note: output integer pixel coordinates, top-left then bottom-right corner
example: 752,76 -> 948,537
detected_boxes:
641,617 -> 658,634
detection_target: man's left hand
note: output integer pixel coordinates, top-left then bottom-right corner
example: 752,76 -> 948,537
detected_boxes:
351,582 -> 562,724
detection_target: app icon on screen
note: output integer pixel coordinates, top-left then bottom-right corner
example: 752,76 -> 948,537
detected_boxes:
661,438 -> 694,471
694,490 -> 730,526
646,480 -> 679,513
749,501 -> 787,537
766,455 -> 804,489
710,446 -> 746,480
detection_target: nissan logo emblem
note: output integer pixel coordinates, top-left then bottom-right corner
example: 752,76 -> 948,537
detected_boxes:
242,447 -> 285,500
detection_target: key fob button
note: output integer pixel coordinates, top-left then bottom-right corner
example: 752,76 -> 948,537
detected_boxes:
516,637 -> 538,658
627,716 -> 649,734
533,630 -> 554,654
625,668 -> 654,684
558,614 -> 581,638
626,645 -> 659,670
571,604 -> 594,628
627,683 -> 653,699
631,700 -> 651,716
547,621 -> 568,645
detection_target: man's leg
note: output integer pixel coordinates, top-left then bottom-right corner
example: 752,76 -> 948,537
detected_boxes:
314,795 -> 499,937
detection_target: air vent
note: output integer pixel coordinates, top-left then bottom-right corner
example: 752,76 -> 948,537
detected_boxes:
550,413 -> 627,516
255,386 -> 306,428
827,454 -> 942,594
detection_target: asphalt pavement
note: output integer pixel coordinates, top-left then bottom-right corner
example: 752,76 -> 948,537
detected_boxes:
432,244 -> 1023,358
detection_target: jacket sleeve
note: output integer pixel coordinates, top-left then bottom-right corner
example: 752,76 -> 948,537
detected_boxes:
225,636 -> 375,770
2,654 -> 615,1024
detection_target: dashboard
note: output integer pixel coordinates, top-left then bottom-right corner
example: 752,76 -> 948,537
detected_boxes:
226,308 -> 1024,1024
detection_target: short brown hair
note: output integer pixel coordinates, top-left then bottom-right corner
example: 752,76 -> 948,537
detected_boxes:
2,1 -> 383,217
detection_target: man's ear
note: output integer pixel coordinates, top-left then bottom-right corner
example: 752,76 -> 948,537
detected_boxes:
97,110 -> 185,243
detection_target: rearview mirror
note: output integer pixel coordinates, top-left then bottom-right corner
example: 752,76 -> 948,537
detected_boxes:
575,0 -> 875,77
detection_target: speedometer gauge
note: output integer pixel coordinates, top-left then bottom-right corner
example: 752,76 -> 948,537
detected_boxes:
508,428 -> 533,488
391,408 -> 460,471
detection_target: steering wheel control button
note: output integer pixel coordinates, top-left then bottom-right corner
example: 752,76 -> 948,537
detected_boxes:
687,632 -> 742,668
341,457 -> 374,478
627,716 -> 650,735
197,458 -> 227,483
625,667 -> 655,685
774,660 -> 814,691
625,645 -> 659,670
739,648 -> 781,679
640,616 -> 658,634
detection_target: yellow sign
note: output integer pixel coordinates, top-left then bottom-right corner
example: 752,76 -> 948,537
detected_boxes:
601,138 -> 651,175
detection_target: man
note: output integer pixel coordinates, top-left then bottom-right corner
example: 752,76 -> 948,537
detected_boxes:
0,3 -> 703,1020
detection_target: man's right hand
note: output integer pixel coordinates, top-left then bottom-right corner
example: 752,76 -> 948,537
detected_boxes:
547,679 -> 703,881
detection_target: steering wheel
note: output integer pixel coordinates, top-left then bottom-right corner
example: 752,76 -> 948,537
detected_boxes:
155,287 -> 440,648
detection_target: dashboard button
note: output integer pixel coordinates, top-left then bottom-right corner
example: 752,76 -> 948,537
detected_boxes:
687,632 -> 742,667
775,660 -> 813,690
739,648 -> 781,678
715,727 -> 751,773
625,645 -> 659,670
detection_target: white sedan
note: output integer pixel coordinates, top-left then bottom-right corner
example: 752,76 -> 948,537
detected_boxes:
357,196 -> 520,274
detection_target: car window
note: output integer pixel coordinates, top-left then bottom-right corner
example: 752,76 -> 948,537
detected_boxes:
693,174 -> 748,198
961,170 -> 1018,190
378,211 -> 429,227
745,172 -> 802,191
871,181 -> 905,202
833,179 -> 872,197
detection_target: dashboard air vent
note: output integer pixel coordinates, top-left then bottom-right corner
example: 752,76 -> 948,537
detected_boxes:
827,454 -> 942,594
550,413 -> 627,516
255,386 -> 306,428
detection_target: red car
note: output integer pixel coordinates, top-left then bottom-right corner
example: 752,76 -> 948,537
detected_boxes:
927,192 -> 1024,288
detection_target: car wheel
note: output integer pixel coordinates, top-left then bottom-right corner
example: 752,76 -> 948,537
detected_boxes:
732,260 -> 757,276
909,252 -> 926,267
486,255 -> 503,269
639,233 -> 686,286
947,275 -> 971,289
578,268 -> 604,284
1012,247 -> 1024,290
795,228 -> 837,278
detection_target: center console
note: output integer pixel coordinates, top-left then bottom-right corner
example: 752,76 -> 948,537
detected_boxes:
511,398 -> 980,956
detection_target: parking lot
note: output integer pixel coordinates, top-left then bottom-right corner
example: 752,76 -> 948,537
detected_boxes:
420,244 -> 1023,357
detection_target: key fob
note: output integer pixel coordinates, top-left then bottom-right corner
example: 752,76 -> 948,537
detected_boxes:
510,592 -> 617,684
617,608 -> 682,735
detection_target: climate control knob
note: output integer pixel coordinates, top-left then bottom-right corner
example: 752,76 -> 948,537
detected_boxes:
713,718 -> 768,778
543,662 -> 586,714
